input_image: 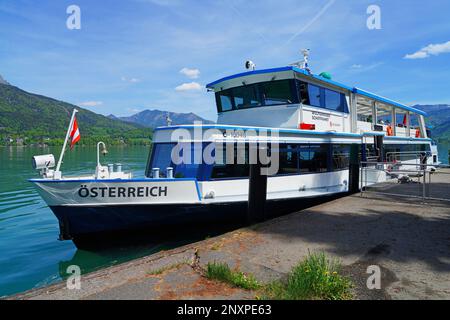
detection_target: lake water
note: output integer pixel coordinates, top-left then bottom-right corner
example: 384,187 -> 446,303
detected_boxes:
438,142 -> 450,165
1,142 -> 449,297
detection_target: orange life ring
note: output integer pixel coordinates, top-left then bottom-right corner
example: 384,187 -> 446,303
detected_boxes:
415,129 -> 421,138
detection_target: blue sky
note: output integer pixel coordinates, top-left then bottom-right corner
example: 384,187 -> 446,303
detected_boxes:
0,0 -> 450,121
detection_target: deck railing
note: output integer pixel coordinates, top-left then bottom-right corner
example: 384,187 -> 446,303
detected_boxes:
359,161 -> 450,203
385,151 -> 428,163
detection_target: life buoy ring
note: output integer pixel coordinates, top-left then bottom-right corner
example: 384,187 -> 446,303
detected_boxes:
387,125 -> 393,136
415,129 -> 421,138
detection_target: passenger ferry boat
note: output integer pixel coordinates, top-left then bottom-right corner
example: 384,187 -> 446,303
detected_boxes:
30,52 -> 438,247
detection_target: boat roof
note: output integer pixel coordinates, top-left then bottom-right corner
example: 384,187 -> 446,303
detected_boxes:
206,66 -> 427,117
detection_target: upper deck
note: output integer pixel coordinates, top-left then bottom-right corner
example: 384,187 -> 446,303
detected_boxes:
206,66 -> 429,140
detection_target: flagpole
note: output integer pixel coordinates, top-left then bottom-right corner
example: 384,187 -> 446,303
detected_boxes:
55,108 -> 78,174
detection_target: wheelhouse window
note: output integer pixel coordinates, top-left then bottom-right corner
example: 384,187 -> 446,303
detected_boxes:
215,80 -> 298,113
324,89 -> 341,112
218,91 -> 233,112
307,84 -> 321,108
260,80 -> 295,106
297,80 -> 349,113
232,84 -> 260,109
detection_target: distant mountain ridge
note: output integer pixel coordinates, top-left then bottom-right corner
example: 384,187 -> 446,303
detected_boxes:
0,82 -> 152,146
116,109 -> 214,128
413,104 -> 450,141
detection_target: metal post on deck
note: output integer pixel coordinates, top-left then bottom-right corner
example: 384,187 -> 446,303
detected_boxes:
360,162 -> 364,197
422,168 -> 426,203
349,144 -> 360,194
248,144 -> 268,225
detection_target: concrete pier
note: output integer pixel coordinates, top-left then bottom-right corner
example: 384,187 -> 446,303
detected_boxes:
9,170 -> 450,300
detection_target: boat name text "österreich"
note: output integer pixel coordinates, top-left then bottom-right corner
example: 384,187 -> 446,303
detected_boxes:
78,185 -> 168,198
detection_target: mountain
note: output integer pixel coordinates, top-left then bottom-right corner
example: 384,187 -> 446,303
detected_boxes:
118,109 -> 214,128
0,83 -> 152,146
412,104 -> 450,141
107,114 -> 119,120
0,75 -> 10,86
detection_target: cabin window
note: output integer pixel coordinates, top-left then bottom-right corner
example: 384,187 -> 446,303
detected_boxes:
299,144 -> 329,173
357,103 -> 373,123
410,114 -> 420,127
260,80 -> 295,106
332,144 -> 351,170
409,113 -> 421,137
396,110 -> 408,128
278,145 -> 300,175
376,104 -> 393,126
173,143 -> 203,179
147,143 -> 176,178
211,143 -> 249,179
148,142 -> 214,180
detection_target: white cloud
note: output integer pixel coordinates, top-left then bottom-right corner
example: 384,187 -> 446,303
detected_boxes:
404,40 -> 450,59
349,62 -> 383,72
79,101 -> 103,107
175,82 -> 203,92
179,67 -> 200,79
121,76 -> 141,83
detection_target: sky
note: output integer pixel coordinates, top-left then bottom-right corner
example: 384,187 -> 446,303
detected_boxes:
0,0 -> 450,121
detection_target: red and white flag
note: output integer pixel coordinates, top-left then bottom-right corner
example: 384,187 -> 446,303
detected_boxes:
70,116 -> 80,149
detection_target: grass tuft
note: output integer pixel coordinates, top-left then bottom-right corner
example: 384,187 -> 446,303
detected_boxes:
263,252 -> 352,300
147,262 -> 186,276
205,262 -> 260,290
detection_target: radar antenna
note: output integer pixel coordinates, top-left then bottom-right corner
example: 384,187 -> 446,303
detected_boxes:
289,49 -> 311,73
166,113 -> 172,126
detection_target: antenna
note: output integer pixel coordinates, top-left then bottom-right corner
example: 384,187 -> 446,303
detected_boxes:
165,113 -> 172,126
289,49 -> 311,73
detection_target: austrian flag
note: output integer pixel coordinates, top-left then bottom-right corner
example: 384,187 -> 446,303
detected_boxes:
70,116 -> 80,149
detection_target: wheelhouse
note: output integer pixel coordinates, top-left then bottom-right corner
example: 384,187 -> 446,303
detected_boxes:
206,66 -> 429,140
